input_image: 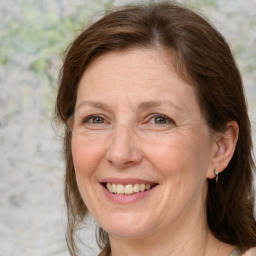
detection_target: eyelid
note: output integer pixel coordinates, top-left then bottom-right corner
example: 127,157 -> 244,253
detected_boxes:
79,113 -> 175,126
145,113 -> 176,125
82,114 -> 109,124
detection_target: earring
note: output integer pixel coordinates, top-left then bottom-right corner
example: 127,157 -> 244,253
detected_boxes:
214,170 -> 219,183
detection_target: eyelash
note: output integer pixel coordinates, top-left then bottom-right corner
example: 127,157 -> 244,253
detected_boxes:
81,114 -> 175,126
145,114 -> 175,126
82,115 -> 108,124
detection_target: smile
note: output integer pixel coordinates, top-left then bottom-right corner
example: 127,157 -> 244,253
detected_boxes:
104,183 -> 155,195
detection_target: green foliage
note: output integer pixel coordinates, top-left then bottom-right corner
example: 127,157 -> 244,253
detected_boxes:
183,0 -> 216,8
1,0 -> 255,116
0,0 -> 115,68
0,0 -> 115,115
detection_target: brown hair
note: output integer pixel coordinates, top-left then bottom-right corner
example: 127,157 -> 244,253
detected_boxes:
55,1 -> 256,255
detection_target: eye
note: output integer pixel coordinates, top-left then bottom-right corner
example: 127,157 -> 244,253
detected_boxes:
146,114 -> 175,126
152,115 -> 169,124
83,115 -> 108,124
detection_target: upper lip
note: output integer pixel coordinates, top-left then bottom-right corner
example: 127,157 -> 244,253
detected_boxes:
100,177 -> 158,185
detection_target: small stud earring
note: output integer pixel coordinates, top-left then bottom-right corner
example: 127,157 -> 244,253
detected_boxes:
214,170 -> 219,183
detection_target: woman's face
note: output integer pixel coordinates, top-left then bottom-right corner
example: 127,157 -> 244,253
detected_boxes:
71,48 -> 217,239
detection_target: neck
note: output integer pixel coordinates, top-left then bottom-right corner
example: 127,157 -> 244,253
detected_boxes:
109,223 -> 234,256
109,216 -> 207,256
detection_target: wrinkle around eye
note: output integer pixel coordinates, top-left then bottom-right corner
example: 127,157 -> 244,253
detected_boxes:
141,114 -> 176,130
75,114 -> 112,131
85,115 -> 107,124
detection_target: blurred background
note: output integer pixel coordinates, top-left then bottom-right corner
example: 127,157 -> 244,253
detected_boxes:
0,0 -> 255,255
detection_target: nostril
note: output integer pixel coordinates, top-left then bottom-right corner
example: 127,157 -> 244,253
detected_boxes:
105,155 -> 137,168
105,130 -> 143,167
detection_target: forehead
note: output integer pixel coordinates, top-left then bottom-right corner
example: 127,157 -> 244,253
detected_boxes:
78,48 -> 190,92
76,48 -> 202,117
82,47 -> 178,80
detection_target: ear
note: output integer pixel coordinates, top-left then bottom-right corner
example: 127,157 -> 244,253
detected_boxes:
206,121 -> 239,179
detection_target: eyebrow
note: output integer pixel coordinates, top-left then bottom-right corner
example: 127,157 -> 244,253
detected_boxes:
76,100 -> 112,112
76,99 -> 183,113
138,100 -> 183,112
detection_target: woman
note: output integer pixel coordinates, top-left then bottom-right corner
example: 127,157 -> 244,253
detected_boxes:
55,2 -> 256,256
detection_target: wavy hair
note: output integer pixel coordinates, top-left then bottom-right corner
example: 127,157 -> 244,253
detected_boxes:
55,2 -> 256,255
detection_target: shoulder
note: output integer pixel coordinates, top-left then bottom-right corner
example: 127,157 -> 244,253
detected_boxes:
242,247 -> 256,256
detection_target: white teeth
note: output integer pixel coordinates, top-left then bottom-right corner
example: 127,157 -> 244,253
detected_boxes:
145,184 -> 151,190
125,184 -> 133,194
112,184 -> 117,193
133,184 -> 140,193
106,183 -> 112,193
105,183 -> 154,194
140,184 -> 146,192
116,184 -> 125,194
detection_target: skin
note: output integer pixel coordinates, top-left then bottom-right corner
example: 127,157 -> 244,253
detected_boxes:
71,48 -> 238,256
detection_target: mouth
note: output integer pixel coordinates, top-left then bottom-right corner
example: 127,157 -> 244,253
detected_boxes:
102,182 -> 158,195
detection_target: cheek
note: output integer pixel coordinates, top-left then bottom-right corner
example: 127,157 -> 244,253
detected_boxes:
145,135 -> 211,182
146,141 -> 193,174
71,137 -> 105,178
71,137 -> 107,213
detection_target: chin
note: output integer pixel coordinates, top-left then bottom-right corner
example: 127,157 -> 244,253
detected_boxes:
98,212 -> 158,239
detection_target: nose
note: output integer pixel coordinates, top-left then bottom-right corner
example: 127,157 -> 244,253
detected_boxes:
105,126 -> 143,169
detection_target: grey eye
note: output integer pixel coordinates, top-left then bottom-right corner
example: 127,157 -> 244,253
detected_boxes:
153,116 -> 169,124
91,116 -> 105,123
84,115 -> 106,124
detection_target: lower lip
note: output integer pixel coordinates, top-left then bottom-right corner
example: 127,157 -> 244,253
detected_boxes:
101,184 -> 157,204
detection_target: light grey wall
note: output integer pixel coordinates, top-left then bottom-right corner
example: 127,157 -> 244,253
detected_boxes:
0,0 -> 255,255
